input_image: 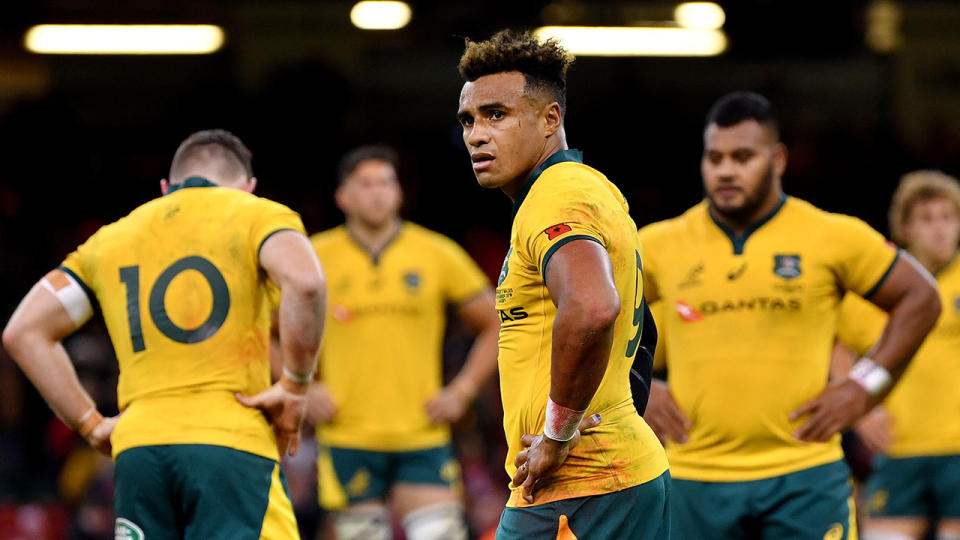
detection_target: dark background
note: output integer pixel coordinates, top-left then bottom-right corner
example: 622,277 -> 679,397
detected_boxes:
1,1 -> 959,538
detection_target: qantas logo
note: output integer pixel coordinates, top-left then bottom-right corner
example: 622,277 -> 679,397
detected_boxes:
675,300 -> 704,322
677,297 -> 803,320
544,223 -> 573,240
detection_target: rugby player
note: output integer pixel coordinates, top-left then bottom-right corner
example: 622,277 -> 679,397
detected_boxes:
308,145 -> 500,540
456,30 -> 669,539
639,92 -> 941,539
2,129 -> 325,539
836,170 -> 960,540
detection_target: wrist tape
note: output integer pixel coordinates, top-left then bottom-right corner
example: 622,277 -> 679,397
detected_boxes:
849,357 -> 892,396
544,397 -> 586,442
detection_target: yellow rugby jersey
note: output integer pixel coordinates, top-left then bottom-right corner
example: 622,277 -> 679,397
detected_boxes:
60,177 -> 305,461
310,222 -> 489,451
639,196 -> 898,482
498,149 -> 668,508
837,256 -> 960,457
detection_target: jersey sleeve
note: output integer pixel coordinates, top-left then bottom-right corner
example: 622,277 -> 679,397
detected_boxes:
518,185 -> 608,278
251,198 -> 308,259
828,215 -> 899,298
836,292 -> 887,356
58,233 -> 100,308
438,237 -> 490,305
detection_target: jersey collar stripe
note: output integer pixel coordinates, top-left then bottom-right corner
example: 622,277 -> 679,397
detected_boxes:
708,193 -> 788,255
511,149 -> 584,221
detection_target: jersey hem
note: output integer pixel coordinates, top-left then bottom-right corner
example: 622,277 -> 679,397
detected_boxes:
112,434 -> 279,462
505,458 -> 669,508
886,444 -> 960,459
666,448 -> 844,482
257,228 -> 301,259
318,430 -> 450,452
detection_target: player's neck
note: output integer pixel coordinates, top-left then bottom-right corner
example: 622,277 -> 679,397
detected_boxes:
346,217 -> 402,255
710,189 -> 785,235
911,248 -> 957,275
502,136 -> 568,201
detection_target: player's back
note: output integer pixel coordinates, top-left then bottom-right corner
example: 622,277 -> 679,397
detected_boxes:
61,178 -> 305,460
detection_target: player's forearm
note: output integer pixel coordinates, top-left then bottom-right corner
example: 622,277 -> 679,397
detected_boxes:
549,297 -> 619,410
2,331 -> 96,428
277,280 -> 326,378
450,323 -> 498,399
870,284 -> 940,379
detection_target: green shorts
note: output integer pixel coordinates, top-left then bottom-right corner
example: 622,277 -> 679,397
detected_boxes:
114,444 -> 298,540
865,453 -> 960,519
317,444 -> 461,510
671,460 -> 856,540
495,470 -> 671,540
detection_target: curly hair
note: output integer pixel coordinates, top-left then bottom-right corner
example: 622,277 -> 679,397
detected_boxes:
458,29 -> 574,113
889,170 -> 960,246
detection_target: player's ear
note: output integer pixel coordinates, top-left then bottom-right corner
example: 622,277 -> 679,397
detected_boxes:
334,184 -> 349,214
543,102 -> 563,138
772,143 -> 788,179
160,179 -> 169,195
244,177 -> 258,194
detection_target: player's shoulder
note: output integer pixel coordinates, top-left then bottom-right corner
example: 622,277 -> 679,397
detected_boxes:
400,222 -> 470,257
785,196 -> 868,229
638,200 -> 709,244
537,161 -> 613,200
309,225 -> 348,251
938,255 -> 960,285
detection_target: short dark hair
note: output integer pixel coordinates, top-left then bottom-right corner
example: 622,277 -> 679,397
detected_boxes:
705,91 -> 779,138
458,29 -> 574,114
169,129 -> 253,180
337,145 -> 399,185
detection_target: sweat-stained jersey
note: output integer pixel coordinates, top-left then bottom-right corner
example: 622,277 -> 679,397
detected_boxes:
310,222 -> 489,451
639,195 -> 899,482
837,255 -> 960,457
59,177 -> 306,461
497,149 -> 668,508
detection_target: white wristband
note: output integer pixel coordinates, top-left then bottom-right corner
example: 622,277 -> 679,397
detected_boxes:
282,366 -> 314,385
849,357 -> 892,396
544,396 -> 586,442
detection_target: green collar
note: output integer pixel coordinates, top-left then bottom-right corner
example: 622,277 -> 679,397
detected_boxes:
345,221 -> 405,266
166,176 -> 219,194
709,193 -> 788,255
511,149 -> 584,220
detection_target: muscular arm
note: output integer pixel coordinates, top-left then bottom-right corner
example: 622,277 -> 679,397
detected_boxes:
544,240 -> 621,410
237,230 -> 326,456
511,239 -> 616,502
258,230 -> 326,382
2,276 -> 114,453
793,254 -> 940,441
425,289 -> 499,423
862,253 -> 940,386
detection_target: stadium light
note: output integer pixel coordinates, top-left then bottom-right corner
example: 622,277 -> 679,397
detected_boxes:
534,26 -> 727,57
24,25 -> 224,55
674,2 -> 726,30
350,1 -> 412,30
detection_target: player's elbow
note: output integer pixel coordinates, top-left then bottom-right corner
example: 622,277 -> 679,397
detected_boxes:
283,269 -> 326,305
2,320 -> 27,358
575,293 -> 621,332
